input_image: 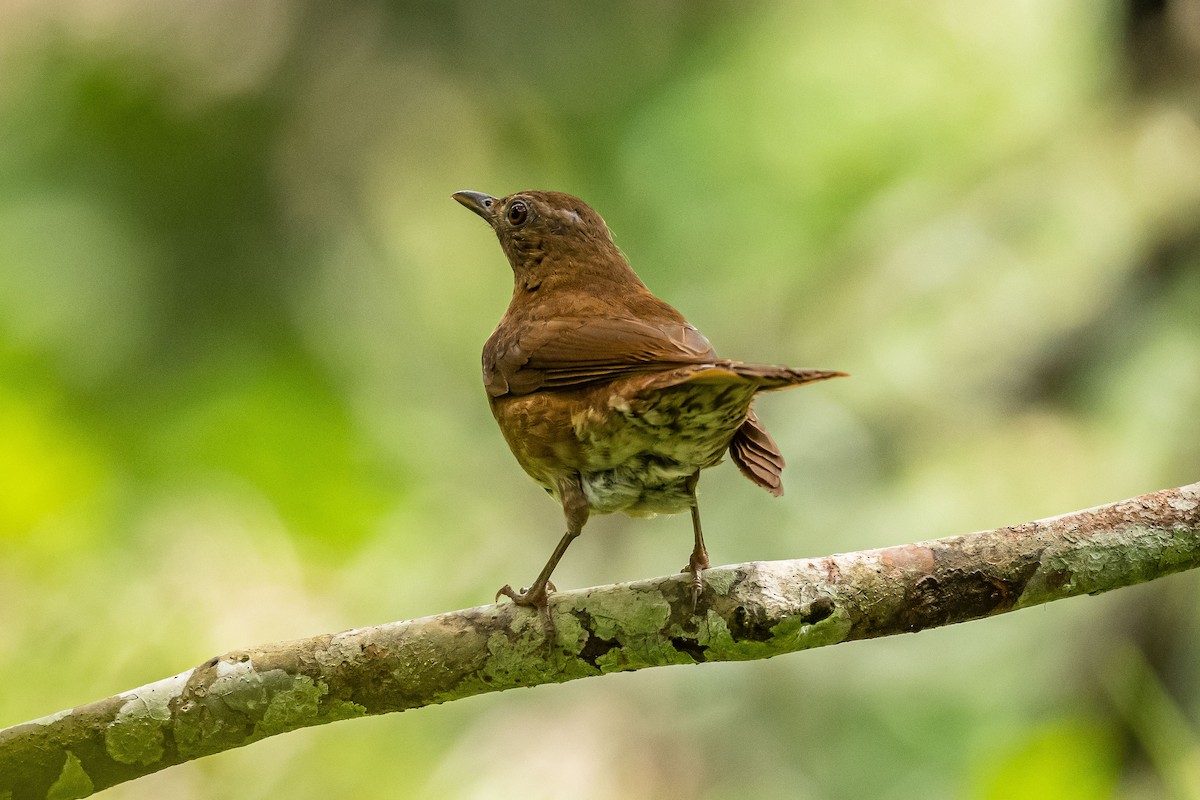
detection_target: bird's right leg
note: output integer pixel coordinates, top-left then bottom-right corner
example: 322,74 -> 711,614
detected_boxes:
680,471 -> 710,610
497,474 -> 589,609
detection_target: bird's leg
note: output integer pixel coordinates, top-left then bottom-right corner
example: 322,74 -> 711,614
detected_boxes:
680,471 -> 710,609
497,475 -> 589,613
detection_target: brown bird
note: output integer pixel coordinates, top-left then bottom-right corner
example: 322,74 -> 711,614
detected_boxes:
453,189 -> 845,609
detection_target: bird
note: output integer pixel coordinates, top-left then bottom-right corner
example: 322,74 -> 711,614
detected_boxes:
452,189 -> 845,610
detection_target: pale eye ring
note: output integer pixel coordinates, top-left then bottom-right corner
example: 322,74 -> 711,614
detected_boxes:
507,201 -> 528,226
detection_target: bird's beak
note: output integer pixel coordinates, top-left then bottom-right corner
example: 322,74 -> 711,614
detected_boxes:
452,190 -> 497,222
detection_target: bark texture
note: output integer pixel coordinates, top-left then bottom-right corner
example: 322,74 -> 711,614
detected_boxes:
2,481 -> 1198,798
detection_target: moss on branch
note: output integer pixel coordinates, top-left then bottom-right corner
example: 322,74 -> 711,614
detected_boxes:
2,482 -> 1198,799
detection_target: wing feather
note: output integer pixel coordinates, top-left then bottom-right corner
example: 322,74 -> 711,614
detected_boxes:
484,316 -> 716,397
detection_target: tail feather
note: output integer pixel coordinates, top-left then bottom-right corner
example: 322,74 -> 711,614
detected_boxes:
683,363 -> 846,391
729,407 -> 787,496
635,362 -> 845,496
726,367 -> 846,495
730,364 -> 847,391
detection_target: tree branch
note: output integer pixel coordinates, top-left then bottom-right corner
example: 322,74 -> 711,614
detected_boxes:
3,482 -> 1199,798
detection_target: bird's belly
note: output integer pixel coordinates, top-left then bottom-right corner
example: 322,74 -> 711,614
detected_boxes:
574,382 -> 759,516
492,381 -> 758,516
578,462 -> 696,516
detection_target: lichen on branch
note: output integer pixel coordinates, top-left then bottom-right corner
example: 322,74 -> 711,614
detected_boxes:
2,482 -> 1198,799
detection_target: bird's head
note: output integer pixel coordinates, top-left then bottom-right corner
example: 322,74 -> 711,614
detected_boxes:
452,190 -> 630,289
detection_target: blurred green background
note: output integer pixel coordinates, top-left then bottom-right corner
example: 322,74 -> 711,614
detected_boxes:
1,1 -> 1199,797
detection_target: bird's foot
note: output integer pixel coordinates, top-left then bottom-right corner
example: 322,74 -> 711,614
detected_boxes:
495,580 -> 556,607
496,581 -> 558,642
680,550 -> 711,611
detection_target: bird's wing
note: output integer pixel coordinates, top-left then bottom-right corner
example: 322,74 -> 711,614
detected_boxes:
483,316 -> 717,397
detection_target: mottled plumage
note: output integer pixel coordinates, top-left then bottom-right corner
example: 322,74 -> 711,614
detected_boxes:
453,189 -> 845,608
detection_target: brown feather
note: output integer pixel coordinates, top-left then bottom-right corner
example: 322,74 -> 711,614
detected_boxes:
484,315 -> 718,397
730,408 -> 786,496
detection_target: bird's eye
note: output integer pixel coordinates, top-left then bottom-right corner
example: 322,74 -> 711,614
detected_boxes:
507,201 -> 528,226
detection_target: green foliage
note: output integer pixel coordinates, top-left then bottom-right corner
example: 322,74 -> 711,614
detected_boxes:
976,720 -> 1120,800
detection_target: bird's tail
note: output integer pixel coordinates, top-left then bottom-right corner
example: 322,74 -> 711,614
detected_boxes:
728,406 -> 787,496
718,363 -> 846,497
685,362 -> 847,391
633,361 -> 845,496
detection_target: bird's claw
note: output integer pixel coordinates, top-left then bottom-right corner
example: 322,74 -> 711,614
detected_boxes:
495,581 -> 555,607
681,552 -> 710,611
496,582 -> 558,642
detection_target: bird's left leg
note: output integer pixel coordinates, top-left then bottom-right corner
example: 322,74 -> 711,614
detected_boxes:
680,471 -> 710,609
497,474 -> 589,610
